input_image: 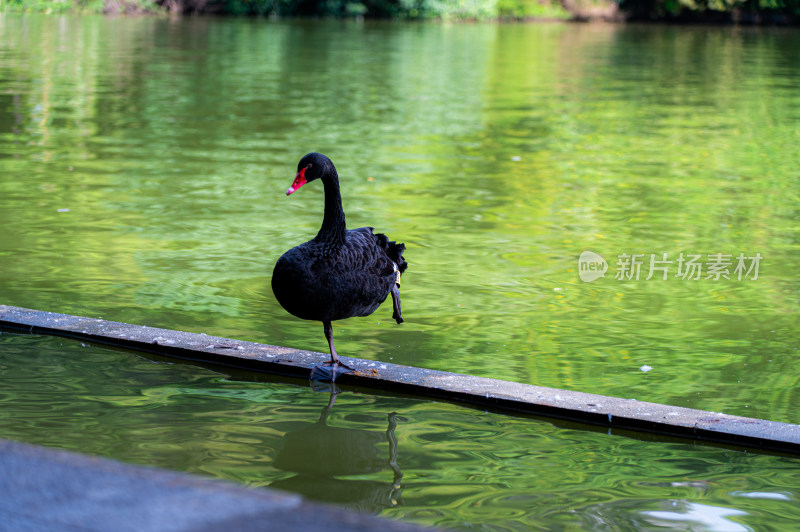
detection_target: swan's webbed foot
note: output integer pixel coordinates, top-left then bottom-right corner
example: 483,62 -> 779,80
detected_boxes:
391,284 -> 404,324
310,360 -> 355,382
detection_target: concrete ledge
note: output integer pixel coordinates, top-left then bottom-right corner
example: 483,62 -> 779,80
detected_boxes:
2,304 -> 799,454
0,438 -> 433,532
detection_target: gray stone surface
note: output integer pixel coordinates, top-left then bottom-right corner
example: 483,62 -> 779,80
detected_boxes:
0,438 -> 433,532
2,304 -> 799,454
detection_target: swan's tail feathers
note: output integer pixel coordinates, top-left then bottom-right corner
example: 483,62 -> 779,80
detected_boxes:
391,241 -> 407,275
376,234 -> 408,276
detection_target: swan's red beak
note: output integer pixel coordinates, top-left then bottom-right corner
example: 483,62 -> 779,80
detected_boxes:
286,167 -> 308,195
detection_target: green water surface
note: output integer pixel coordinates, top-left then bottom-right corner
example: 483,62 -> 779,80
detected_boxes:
1,13 -> 800,529
1,15 -> 797,421
2,332 -> 799,531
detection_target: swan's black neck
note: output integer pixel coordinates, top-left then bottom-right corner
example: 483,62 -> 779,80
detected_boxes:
315,169 -> 346,246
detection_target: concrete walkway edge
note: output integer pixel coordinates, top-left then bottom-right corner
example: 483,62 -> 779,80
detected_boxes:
0,438 -> 435,532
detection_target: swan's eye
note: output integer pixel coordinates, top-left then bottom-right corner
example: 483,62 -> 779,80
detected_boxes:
307,163 -> 313,169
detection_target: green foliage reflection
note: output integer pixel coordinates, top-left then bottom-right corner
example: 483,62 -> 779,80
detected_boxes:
1,17 -> 799,423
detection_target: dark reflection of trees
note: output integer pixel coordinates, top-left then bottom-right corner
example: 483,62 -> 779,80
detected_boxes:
270,390 -> 403,514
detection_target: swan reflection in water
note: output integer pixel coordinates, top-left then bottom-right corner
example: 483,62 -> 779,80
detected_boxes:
270,390 -> 403,513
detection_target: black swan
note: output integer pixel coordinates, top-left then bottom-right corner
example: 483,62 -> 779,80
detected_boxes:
272,153 -> 407,381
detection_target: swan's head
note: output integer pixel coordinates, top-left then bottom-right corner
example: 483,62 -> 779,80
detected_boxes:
286,152 -> 333,195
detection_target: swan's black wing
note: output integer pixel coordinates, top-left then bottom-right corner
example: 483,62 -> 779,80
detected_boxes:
272,227 -> 407,323
324,227 -> 404,319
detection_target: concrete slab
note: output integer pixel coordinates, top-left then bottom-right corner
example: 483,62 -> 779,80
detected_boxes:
2,304 -> 800,454
0,438 -> 434,532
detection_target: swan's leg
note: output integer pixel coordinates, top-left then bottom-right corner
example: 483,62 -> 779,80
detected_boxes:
310,321 -> 354,382
324,320 -> 340,363
391,284 -> 404,324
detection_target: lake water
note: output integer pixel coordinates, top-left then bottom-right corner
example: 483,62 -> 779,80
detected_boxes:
2,331 -> 800,531
1,13 -> 799,529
